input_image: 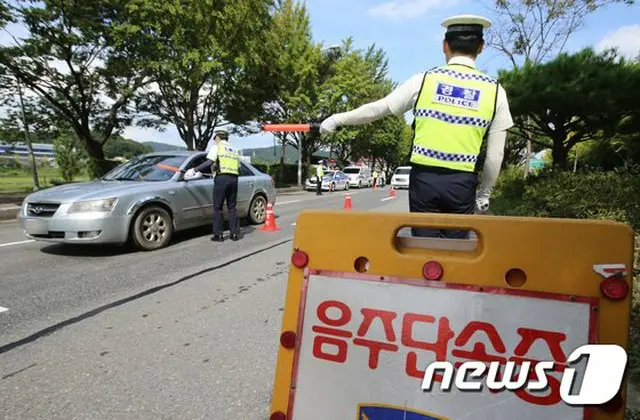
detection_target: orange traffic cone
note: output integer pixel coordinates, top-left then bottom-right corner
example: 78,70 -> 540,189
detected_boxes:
389,186 -> 396,198
258,202 -> 281,231
344,193 -> 352,210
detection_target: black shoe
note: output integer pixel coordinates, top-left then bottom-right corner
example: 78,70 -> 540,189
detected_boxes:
230,234 -> 239,241
211,235 -> 224,242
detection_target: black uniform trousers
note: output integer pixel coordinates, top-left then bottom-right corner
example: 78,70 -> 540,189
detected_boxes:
316,179 -> 322,195
213,173 -> 239,237
409,164 -> 478,239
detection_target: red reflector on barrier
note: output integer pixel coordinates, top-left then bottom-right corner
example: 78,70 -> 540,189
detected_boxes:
270,412 -> 287,420
600,277 -> 629,300
291,250 -> 309,268
423,261 -> 443,281
280,331 -> 296,349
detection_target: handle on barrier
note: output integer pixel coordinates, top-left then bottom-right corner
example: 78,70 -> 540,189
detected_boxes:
385,212 -> 488,232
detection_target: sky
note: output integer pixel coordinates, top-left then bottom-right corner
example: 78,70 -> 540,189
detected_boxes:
2,0 -> 640,151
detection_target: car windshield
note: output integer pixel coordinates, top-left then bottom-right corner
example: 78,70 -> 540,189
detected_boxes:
343,168 -> 361,174
102,155 -> 188,182
394,168 -> 411,175
323,171 -> 336,178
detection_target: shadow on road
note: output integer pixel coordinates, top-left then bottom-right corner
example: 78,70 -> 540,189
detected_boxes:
38,221 -> 262,257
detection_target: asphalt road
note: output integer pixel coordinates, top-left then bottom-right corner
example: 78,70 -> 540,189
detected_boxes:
0,187 -> 408,419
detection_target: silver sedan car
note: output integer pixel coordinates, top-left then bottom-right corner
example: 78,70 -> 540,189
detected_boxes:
18,151 -> 276,251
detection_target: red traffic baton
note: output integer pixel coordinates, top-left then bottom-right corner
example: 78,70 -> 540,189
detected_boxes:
261,123 -> 320,133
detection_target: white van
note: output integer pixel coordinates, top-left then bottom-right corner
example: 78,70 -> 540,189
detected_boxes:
343,166 -> 372,188
391,166 -> 411,189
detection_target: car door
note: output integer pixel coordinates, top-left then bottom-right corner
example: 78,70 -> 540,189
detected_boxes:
336,171 -> 347,189
237,162 -> 257,216
360,168 -> 368,185
176,155 -> 214,225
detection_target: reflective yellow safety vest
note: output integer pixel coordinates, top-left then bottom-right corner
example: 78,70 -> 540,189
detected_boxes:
216,141 -> 239,175
411,64 -> 499,172
316,165 -> 324,178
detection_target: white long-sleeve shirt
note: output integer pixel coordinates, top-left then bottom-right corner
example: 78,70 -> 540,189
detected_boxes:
330,56 -> 514,199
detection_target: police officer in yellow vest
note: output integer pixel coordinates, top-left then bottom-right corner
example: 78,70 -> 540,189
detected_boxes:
319,15 -> 514,239
316,161 -> 324,196
187,127 -> 241,242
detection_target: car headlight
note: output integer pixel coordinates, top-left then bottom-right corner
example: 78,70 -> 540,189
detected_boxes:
68,198 -> 118,213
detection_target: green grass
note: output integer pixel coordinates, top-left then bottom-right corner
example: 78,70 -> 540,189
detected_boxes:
0,166 -> 90,194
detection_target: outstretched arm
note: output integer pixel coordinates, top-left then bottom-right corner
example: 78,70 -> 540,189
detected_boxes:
194,159 -> 214,173
320,73 -> 424,133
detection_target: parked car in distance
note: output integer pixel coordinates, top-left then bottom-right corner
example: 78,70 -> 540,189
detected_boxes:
391,166 -> 411,189
342,166 -> 372,188
305,169 -> 350,192
18,151 -> 276,251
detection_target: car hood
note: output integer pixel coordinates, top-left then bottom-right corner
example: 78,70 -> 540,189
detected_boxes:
24,180 -> 164,203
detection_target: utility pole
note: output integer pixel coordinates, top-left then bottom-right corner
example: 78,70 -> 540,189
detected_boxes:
297,133 -> 303,187
16,76 -> 39,191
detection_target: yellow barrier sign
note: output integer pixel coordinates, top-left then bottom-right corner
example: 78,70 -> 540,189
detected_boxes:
270,210 -> 635,420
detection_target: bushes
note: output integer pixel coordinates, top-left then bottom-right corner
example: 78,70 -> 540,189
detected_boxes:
53,133 -> 87,182
493,166 -> 640,230
86,158 -> 120,179
252,163 -> 299,187
493,166 -> 640,391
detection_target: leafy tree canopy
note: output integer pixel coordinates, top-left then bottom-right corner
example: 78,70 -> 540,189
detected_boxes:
499,47 -> 640,169
0,0 -> 148,177
113,0 -> 278,151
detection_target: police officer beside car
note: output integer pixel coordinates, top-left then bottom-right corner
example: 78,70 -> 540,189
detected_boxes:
316,161 -> 324,196
185,127 -> 241,242
319,15 -> 514,239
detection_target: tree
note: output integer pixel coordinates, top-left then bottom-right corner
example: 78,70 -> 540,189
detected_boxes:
486,0 -> 635,175
115,0 -> 278,152
260,0 -> 321,185
0,0 -> 148,177
366,116 -> 411,177
0,69 -> 63,144
53,132 -> 87,182
104,135 -> 152,159
320,40 -> 392,166
499,48 -> 640,169
0,0 -> 11,28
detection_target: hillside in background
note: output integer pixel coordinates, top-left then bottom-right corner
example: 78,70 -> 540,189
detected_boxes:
142,141 -> 188,152
240,144 -> 299,164
140,141 -> 332,165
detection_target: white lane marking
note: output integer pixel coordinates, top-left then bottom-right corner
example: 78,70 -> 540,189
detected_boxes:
0,239 -> 35,248
276,190 -> 367,206
381,197 -> 396,202
0,306 -> 8,314
291,223 -> 297,226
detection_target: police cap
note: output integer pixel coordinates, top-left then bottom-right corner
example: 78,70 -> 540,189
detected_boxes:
214,126 -> 229,135
442,14 -> 492,37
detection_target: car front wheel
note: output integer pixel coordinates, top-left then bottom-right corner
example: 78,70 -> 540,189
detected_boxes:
248,194 -> 267,224
131,205 -> 173,251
